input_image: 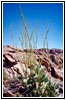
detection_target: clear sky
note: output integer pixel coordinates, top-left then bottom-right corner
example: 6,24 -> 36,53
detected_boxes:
3,3 -> 63,49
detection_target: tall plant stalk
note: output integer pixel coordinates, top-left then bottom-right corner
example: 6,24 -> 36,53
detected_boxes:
19,22 -> 24,49
19,4 -> 30,41
10,24 -> 14,47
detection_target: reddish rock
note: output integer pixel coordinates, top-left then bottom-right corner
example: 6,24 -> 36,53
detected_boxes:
3,53 -> 16,66
3,45 -> 63,97
4,90 -> 15,97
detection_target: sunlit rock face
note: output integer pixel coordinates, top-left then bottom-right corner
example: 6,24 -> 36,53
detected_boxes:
3,45 -> 63,97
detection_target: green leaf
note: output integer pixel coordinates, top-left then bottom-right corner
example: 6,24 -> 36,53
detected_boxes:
55,92 -> 59,97
42,74 -> 45,79
38,63 -> 41,68
31,65 -> 34,69
50,86 -> 54,91
44,76 -> 48,82
42,88 -> 45,94
18,76 -> 24,80
31,74 -> 35,78
45,85 -> 49,91
48,80 -> 51,86
48,91 -> 55,97
38,86 -> 40,91
55,84 -> 59,89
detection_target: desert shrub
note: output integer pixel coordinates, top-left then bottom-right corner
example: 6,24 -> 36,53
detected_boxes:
10,4 -> 59,97
18,63 -> 59,97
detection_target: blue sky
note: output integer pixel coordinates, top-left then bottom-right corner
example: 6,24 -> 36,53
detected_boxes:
3,3 -> 63,49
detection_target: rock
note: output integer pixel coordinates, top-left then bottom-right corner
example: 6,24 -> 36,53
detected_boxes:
37,57 -> 50,67
3,67 -> 11,80
3,45 -> 63,97
3,53 -> 16,66
3,86 -> 15,97
54,68 -> 63,81
50,54 -> 63,65
50,49 -> 55,54
49,49 -> 63,54
3,91 -> 15,97
3,57 -> 6,67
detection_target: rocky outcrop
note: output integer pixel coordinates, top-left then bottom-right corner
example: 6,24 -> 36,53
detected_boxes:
3,45 -> 63,97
